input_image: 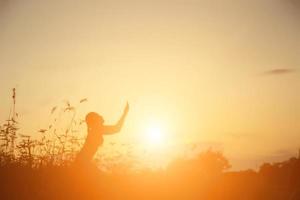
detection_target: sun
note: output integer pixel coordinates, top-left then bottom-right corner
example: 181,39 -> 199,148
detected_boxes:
146,126 -> 163,145
136,119 -> 174,168
143,122 -> 167,150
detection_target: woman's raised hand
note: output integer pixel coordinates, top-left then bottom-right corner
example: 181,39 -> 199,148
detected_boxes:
124,102 -> 129,114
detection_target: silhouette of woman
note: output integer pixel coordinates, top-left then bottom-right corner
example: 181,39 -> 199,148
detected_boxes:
76,102 -> 129,165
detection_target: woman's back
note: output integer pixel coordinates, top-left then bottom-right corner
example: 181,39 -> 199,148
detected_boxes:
76,126 -> 104,164
75,103 -> 129,165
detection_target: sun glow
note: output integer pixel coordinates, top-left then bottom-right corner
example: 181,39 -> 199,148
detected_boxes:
144,122 -> 166,149
146,126 -> 164,145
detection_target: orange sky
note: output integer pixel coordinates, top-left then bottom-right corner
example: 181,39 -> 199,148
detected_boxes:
0,0 -> 299,170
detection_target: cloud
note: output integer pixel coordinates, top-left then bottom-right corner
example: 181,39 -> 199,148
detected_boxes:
263,68 -> 296,76
272,149 -> 295,157
290,0 -> 300,8
259,149 -> 297,164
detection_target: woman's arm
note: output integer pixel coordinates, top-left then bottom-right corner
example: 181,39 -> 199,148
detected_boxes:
103,102 -> 129,135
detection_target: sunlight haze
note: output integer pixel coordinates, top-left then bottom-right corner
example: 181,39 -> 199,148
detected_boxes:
0,0 -> 299,170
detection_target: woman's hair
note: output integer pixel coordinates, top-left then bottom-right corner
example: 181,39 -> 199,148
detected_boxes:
85,112 -> 104,128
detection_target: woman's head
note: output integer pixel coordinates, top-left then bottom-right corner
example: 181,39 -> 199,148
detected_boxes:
86,112 -> 104,128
